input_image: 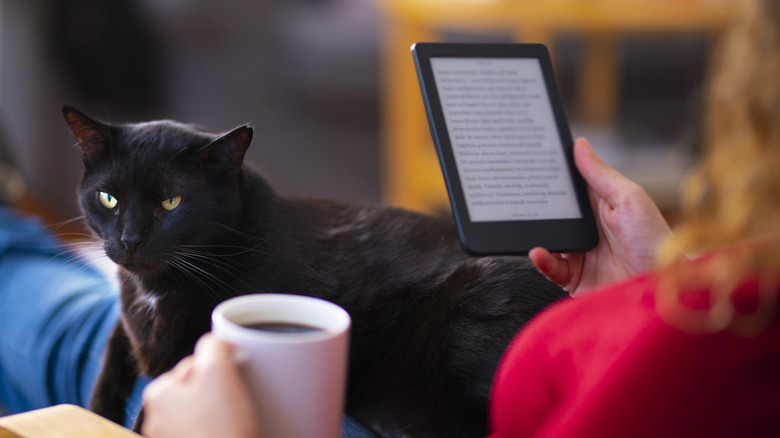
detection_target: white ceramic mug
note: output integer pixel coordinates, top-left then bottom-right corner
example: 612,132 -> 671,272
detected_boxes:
211,293 -> 351,438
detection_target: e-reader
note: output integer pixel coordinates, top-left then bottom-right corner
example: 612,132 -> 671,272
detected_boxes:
412,42 -> 598,255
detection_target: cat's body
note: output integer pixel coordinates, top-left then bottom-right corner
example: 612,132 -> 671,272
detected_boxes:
64,107 -> 568,437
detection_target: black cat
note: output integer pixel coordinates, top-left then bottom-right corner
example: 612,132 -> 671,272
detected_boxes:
63,106 -> 568,437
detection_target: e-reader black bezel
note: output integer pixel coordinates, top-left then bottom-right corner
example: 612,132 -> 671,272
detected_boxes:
412,42 -> 599,255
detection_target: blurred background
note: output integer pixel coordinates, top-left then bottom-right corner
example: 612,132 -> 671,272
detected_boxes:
0,0 -> 737,232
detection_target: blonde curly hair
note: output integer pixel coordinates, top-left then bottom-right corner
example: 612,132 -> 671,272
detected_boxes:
657,0 -> 780,335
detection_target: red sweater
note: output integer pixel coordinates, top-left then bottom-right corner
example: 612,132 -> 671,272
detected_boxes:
489,263 -> 780,437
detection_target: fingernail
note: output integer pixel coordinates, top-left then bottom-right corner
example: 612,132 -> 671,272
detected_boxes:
232,348 -> 249,365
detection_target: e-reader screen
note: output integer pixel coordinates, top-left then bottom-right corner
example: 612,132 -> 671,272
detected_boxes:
413,43 -> 598,254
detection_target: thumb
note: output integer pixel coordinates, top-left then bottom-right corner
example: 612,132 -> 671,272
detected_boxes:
529,247 -> 575,289
573,138 -> 630,201
193,334 -> 240,371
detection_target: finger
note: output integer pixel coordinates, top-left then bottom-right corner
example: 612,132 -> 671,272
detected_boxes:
192,334 -> 250,391
170,355 -> 195,379
573,138 -> 632,201
142,354 -> 194,406
141,374 -> 166,403
528,247 -> 572,287
193,333 -> 238,368
141,374 -> 181,438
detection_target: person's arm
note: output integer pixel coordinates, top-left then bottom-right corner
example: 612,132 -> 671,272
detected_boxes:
141,334 -> 262,438
529,138 -> 672,297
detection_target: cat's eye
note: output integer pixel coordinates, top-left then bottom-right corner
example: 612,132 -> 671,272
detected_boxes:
161,196 -> 182,211
98,191 -> 118,209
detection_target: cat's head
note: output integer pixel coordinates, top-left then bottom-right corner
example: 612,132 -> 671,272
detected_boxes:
64,106 -> 253,275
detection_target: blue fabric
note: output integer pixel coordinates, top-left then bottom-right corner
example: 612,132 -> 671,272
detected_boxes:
0,206 -> 145,428
0,207 -> 374,436
342,415 -> 377,437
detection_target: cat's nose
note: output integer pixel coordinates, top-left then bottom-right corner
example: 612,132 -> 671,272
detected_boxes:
121,235 -> 146,254
120,218 -> 149,255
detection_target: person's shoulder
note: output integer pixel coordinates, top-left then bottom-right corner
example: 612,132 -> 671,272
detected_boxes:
509,271 -> 661,363
547,271 -> 660,326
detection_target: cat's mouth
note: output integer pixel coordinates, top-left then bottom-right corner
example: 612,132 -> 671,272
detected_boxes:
111,252 -> 164,275
121,261 -> 164,275
103,241 -> 165,275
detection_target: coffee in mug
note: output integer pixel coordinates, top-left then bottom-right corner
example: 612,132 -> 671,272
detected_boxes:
212,293 -> 351,438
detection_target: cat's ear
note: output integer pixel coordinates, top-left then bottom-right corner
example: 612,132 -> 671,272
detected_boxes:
198,125 -> 252,174
63,106 -> 110,164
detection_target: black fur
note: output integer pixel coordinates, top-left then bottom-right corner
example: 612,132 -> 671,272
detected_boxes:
64,106 -> 568,437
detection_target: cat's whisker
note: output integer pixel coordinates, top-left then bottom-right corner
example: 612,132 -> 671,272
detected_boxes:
169,249 -> 261,298
45,215 -> 87,230
213,222 -> 274,247
174,243 -> 268,258
164,250 -> 238,283
169,247 -> 245,276
53,242 -> 116,278
44,215 -> 99,241
190,256 -> 257,292
173,236 -> 270,257
160,252 -> 239,302
52,231 -> 97,239
166,245 -> 262,281
160,257 -> 222,302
